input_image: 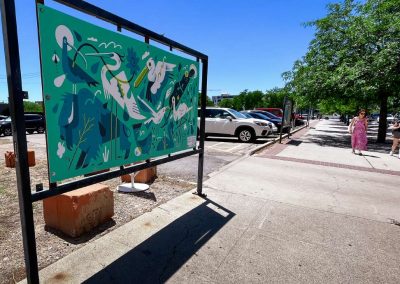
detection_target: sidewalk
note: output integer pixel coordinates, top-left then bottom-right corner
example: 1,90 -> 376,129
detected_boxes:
28,119 -> 400,283
259,119 -> 400,174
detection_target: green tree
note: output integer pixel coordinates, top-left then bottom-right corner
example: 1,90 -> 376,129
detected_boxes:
264,87 -> 288,108
198,93 -> 214,107
287,0 -> 400,142
221,90 -> 265,110
244,90 -> 264,109
219,98 -> 234,108
23,101 -> 43,112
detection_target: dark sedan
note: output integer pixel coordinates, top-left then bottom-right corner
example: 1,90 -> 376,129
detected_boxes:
253,110 -> 299,129
241,111 -> 282,132
0,113 -> 46,136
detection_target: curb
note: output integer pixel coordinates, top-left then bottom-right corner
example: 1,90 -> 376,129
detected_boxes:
207,154 -> 249,178
248,124 -> 308,156
207,124 -> 309,179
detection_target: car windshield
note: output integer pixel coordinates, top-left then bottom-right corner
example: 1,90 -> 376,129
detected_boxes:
240,112 -> 252,118
228,109 -> 247,119
258,111 -> 279,119
254,113 -> 270,120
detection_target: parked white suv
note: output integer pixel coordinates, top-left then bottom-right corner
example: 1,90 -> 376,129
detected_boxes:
197,107 -> 271,142
377,114 -> 395,124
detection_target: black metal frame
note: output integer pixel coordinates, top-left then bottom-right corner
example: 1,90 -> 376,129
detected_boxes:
0,0 -> 208,283
279,97 -> 293,143
279,96 -> 287,143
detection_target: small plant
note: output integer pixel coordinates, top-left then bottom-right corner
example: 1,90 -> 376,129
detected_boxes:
68,115 -> 94,169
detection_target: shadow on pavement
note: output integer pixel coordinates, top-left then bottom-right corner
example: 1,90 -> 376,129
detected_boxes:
83,198 -> 235,284
303,134 -> 391,153
359,154 -> 380,158
302,120 -> 393,154
286,139 -> 303,146
315,129 -> 351,135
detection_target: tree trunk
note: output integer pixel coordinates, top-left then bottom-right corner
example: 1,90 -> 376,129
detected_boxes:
376,91 -> 388,143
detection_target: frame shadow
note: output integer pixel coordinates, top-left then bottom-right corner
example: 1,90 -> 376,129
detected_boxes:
82,198 -> 235,283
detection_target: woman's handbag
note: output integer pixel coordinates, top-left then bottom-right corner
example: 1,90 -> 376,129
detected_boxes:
348,119 -> 354,133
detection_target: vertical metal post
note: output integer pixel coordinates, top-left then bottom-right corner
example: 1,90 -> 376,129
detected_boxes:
0,0 -> 39,283
196,58 -> 208,197
288,101 -> 293,139
279,96 -> 287,143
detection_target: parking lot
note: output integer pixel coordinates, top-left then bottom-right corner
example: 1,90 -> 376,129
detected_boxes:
0,131 -> 284,185
203,135 -> 278,155
0,132 -> 280,157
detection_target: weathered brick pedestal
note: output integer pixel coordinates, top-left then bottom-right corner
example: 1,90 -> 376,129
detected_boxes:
43,183 -> 114,237
4,150 -> 35,167
121,166 -> 157,183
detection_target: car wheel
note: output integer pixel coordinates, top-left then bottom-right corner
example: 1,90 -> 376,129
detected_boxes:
3,128 -> 12,136
37,126 -> 45,134
237,128 -> 254,143
27,130 -> 34,134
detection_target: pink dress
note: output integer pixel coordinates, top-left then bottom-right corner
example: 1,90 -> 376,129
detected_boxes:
351,118 -> 367,150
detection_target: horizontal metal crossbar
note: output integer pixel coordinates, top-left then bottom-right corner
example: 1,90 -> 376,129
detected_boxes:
31,148 -> 202,202
53,0 -> 208,60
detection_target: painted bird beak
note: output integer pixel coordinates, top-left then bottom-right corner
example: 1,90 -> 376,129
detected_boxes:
134,65 -> 149,88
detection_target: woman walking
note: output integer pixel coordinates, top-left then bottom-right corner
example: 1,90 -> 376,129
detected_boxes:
389,120 -> 400,158
349,109 -> 368,155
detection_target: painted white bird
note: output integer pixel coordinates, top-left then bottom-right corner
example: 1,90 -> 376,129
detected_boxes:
171,96 -> 192,121
146,57 -> 175,94
137,96 -> 167,125
86,52 -> 145,120
56,37 -> 97,94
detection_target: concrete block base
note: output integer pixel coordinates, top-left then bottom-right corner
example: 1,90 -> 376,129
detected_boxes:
4,150 -> 35,168
121,166 -> 157,183
43,183 -> 114,238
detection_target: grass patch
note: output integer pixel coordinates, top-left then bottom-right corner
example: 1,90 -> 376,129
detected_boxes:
0,187 -> 6,195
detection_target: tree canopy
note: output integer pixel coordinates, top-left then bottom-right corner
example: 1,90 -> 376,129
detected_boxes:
23,101 -> 43,113
285,0 -> 400,142
198,93 -> 214,107
218,89 -> 288,110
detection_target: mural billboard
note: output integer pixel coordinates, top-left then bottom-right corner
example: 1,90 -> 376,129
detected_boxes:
37,4 -> 199,182
283,100 -> 293,126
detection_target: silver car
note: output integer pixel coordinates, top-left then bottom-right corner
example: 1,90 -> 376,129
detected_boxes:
197,107 -> 271,142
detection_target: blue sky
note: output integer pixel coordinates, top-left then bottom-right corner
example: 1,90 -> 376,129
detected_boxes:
0,0 -> 334,102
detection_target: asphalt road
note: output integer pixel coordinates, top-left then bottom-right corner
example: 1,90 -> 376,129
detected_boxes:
0,133 -> 278,182
158,135 -> 279,182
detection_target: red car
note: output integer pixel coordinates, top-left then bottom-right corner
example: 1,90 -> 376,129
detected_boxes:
255,108 -> 283,117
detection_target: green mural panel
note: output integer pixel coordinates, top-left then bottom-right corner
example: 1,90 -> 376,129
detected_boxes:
283,100 -> 293,126
37,4 -> 199,182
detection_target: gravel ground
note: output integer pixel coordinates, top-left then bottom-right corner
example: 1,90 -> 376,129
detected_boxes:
0,136 -> 195,284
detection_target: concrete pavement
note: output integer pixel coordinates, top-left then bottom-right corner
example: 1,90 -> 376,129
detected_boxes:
27,119 -> 400,283
270,119 -> 400,172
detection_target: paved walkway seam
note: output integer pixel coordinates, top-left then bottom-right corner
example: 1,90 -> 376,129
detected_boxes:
262,155 -> 400,176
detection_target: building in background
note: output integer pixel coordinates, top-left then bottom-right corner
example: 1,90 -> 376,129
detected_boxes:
212,93 -> 234,106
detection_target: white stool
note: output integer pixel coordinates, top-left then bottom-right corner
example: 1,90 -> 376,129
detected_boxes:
117,172 -> 149,193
